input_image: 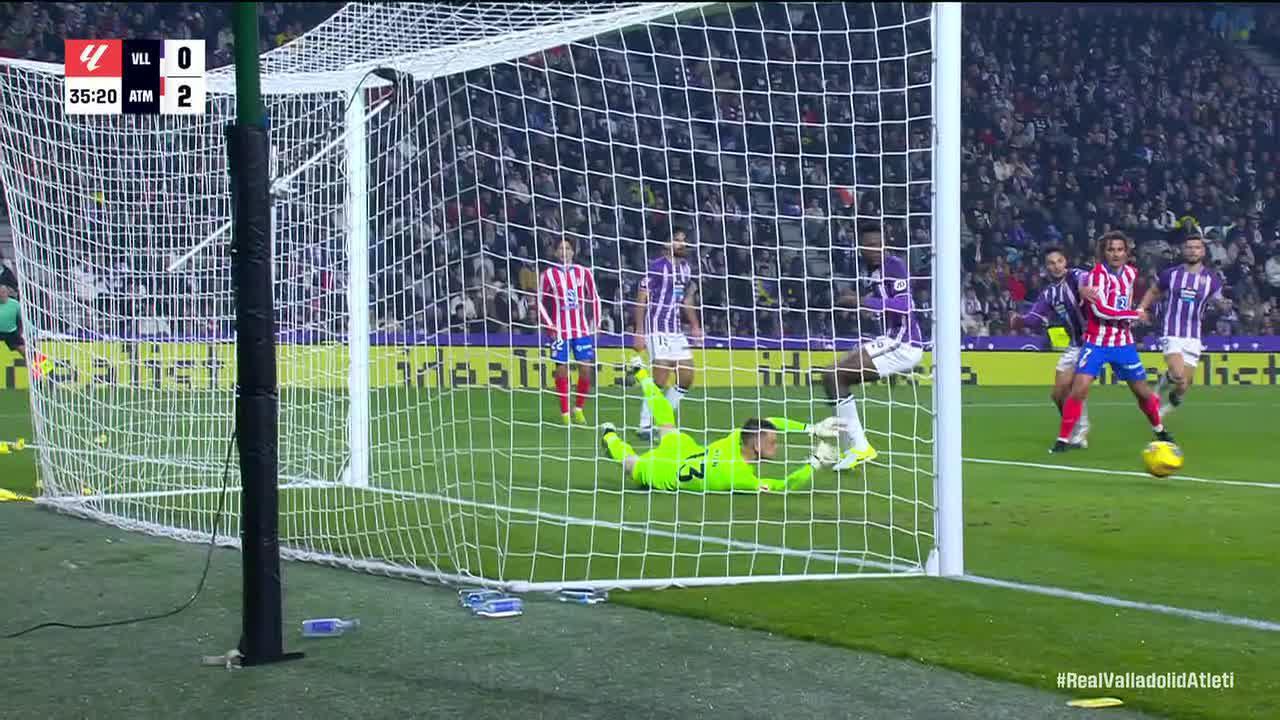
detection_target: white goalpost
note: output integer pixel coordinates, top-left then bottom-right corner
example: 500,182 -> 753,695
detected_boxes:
0,2 -> 962,590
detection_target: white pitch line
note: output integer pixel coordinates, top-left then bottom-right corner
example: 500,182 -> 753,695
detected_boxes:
962,400 -> 1272,408
958,575 -> 1280,632
965,457 -> 1280,490
34,462 -> 1280,633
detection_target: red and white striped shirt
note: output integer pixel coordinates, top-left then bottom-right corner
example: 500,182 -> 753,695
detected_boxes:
538,263 -> 600,340
1082,262 -> 1141,347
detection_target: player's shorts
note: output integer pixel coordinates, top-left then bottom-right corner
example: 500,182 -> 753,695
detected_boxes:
548,336 -> 595,364
1076,342 -> 1147,382
0,330 -> 22,352
632,431 -> 702,491
863,336 -> 924,377
1160,336 -> 1203,368
1055,345 -> 1081,373
648,332 -> 693,363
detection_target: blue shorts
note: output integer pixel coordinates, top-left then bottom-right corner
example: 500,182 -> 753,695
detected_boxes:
548,336 -> 595,364
1076,343 -> 1147,382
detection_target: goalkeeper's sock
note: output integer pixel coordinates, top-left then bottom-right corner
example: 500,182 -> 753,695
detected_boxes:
665,385 -> 688,415
555,375 -> 570,415
1058,396 -> 1083,442
603,431 -> 637,462
1139,393 -> 1163,432
574,374 -> 592,410
835,396 -> 870,452
639,376 -> 675,427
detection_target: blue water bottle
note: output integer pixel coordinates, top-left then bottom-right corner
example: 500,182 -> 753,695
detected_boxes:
301,618 -> 360,637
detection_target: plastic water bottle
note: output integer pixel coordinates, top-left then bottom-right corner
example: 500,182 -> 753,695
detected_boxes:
301,618 -> 360,637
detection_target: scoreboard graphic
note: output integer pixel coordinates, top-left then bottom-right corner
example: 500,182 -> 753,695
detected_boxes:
64,39 -> 205,115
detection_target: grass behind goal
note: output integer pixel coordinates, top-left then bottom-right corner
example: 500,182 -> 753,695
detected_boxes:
34,385 -> 935,587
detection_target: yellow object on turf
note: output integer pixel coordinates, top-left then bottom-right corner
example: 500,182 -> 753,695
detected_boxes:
0,443 -> 9,455
14,438 -> 24,451
1142,441 -> 1184,477
0,488 -> 33,502
1067,698 -> 1124,709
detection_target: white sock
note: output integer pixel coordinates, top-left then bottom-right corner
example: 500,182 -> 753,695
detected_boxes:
666,385 -> 687,414
1069,402 -> 1089,442
836,396 -> 869,452
638,400 -> 652,429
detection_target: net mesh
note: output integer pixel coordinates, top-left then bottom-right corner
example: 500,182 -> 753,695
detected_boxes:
0,1 -> 942,590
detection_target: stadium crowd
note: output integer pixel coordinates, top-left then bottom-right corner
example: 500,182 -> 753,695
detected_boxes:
1,3 -> 1278,342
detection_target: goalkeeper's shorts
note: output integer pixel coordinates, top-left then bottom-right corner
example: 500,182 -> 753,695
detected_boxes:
633,431 -> 702,491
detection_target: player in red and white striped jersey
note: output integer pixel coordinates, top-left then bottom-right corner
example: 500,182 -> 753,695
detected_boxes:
538,237 -> 602,425
1053,231 -> 1172,454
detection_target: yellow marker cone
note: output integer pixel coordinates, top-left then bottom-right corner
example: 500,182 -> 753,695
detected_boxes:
1068,698 -> 1125,709
0,443 -> 10,455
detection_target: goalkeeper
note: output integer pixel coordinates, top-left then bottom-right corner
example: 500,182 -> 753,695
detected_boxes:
601,358 -> 842,492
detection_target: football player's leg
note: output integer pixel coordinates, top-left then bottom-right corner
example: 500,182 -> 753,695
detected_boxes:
548,339 -> 572,422
1117,347 -> 1169,439
1053,368 -> 1088,447
572,340 -> 595,423
667,358 -> 694,418
628,356 -> 676,433
1163,350 -> 1188,408
1054,347 -> 1100,451
638,361 -> 671,435
1053,348 -> 1088,445
820,348 -> 880,468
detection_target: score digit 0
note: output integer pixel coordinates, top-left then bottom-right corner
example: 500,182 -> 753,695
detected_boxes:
162,39 -> 205,115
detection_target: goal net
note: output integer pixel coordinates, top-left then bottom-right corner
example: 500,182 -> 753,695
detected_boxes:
0,2 -> 961,590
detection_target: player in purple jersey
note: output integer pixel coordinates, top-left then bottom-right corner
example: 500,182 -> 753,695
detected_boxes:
632,228 -> 702,438
1137,233 -> 1226,412
1009,247 -> 1092,447
818,222 -> 924,471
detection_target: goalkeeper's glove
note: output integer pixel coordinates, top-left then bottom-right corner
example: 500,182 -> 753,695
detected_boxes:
808,440 -> 839,469
807,416 -> 848,440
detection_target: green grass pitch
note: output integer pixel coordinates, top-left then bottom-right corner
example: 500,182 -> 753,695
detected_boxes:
2,383 -> 1278,719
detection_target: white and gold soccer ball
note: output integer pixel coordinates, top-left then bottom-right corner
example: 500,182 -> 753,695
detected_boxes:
1142,441 -> 1184,477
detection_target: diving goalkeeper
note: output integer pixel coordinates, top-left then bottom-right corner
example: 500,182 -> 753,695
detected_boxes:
600,358 -> 843,492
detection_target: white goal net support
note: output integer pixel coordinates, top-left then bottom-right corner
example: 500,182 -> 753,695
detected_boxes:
0,2 -> 962,590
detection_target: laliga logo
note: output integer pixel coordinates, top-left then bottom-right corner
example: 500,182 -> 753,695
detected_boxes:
80,44 -> 109,72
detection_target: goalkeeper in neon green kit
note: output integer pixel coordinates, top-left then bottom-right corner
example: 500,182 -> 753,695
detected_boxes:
601,358 -> 843,492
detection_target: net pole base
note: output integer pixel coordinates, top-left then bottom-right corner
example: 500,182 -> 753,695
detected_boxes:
240,651 -> 306,667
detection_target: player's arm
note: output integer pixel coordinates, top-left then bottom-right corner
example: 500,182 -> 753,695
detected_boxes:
1084,270 -> 1140,321
861,277 -> 910,314
1011,291 -> 1053,331
585,268 -> 602,334
682,279 -> 703,341
537,272 -> 557,338
1138,269 -> 1168,314
632,276 -> 649,351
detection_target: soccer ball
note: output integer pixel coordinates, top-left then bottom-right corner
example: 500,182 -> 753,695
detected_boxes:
1142,441 -> 1183,477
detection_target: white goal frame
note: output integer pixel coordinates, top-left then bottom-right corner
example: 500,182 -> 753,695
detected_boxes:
0,1 -> 964,588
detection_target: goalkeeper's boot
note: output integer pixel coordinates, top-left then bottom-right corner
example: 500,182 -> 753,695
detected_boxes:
1155,429 -> 1176,444
573,408 -> 588,425
832,444 -> 878,471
